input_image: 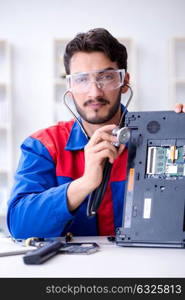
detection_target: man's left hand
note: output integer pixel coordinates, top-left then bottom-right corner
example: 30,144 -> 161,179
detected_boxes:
175,103 -> 185,113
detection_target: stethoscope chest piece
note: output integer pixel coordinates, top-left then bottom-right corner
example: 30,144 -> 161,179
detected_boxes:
112,126 -> 131,147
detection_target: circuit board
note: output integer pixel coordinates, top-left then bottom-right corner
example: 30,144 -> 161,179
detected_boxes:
146,145 -> 185,178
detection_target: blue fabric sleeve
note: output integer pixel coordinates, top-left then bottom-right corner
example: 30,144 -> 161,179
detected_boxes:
7,137 -> 74,239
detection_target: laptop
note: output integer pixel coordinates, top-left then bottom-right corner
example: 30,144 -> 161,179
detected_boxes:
116,111 -> 185,248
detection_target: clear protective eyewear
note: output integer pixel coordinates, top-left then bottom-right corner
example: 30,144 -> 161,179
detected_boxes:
66,68 -> 125,94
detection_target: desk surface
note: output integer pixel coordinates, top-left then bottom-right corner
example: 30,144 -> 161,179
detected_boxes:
0,236 -> 185,278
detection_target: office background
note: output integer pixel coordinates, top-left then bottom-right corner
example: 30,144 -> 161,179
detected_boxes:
0,0 -> 185,233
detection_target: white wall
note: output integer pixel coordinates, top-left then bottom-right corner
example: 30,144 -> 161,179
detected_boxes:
0,0 -> 185,170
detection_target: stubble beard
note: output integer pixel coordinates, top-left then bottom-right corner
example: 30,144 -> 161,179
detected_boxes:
73,92 -> 122,125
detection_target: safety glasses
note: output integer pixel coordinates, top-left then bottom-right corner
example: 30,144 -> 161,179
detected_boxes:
66,69 -> 125,94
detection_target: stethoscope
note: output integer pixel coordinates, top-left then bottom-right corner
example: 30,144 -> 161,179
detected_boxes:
63,85 -> 134,216
63,84 -> 133,145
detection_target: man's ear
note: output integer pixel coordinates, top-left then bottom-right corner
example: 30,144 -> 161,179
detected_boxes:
121,72 -> 130,94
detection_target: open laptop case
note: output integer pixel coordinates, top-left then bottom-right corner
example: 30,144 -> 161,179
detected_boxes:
116,111 -> 185,248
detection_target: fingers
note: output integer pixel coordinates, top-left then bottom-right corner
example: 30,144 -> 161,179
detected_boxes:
88,124 -> 117,146
92,140 -> 118,163
94,148 -> 117,164
86,138 -> 125,164
85,140 -> 117,162
175,103 -> 185,113
117,144 -> 126,156
85,124 -> 126,165
98,144 -> 126,163
93,140 -> 117,154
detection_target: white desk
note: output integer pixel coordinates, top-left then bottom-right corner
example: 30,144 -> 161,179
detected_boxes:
0,236 -> 185,278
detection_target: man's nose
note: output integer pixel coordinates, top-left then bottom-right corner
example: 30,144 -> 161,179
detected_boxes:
87,81 -> 104,98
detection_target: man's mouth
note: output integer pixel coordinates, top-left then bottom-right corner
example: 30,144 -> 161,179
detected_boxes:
84,99 -> 109,108
87,102 -> 106,109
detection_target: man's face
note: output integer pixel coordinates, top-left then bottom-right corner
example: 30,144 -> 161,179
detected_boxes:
68,51 -> 123,124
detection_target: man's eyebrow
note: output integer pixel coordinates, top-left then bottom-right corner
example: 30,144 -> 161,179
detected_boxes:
73,67 -> 116,76
97,67 -> 116,73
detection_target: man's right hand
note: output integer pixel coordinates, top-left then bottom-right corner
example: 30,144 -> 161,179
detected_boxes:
82,124 -> 125,191
67,124 -> 125,211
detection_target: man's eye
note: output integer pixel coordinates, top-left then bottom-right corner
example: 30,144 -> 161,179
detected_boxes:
105,74 -> 114,80
99,73 -> 114,81
75,76 -> 88,84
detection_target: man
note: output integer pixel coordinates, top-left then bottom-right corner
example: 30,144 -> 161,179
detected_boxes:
7,28 -> 185,239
